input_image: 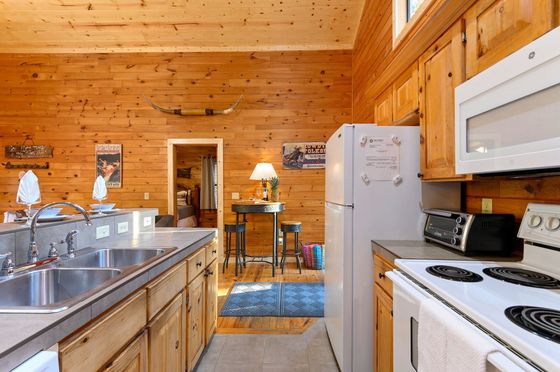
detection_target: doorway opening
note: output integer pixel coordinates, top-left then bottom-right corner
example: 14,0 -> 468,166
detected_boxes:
167,139 -> 224,255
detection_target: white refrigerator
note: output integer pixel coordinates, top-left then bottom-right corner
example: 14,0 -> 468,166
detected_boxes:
324,124 -> 458,372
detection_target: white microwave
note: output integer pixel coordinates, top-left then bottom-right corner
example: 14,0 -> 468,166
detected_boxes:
455,26 -> 560,175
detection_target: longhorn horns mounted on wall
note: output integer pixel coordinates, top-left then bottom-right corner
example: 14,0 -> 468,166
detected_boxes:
143,95 -> 243,116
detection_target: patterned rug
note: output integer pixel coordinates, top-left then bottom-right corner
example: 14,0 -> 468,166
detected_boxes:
220,282 -> 324,317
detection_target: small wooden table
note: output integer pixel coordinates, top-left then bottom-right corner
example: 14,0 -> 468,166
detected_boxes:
231,201 -> 285,277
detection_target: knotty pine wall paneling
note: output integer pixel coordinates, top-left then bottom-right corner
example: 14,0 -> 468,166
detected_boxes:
353,0 -> 560,220
0,51 -> 352,256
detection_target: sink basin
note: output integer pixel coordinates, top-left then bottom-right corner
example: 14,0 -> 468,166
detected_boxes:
60,248 -> 172,269
0,268 -> 122,313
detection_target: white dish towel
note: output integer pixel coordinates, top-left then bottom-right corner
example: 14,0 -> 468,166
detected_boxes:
418,297 -> 497,372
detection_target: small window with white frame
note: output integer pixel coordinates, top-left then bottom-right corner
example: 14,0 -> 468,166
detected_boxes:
393,0 -> 434,47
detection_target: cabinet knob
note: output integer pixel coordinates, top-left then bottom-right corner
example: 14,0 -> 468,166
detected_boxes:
378,272 -> 386,279
175,340 -> 180,349
212,249 -> 217,254
417,173 -> 424,179
196,262 -> 202,267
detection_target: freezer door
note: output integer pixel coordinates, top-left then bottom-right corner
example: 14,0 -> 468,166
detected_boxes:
326,124 -> 354,206
324,201 -> 353,372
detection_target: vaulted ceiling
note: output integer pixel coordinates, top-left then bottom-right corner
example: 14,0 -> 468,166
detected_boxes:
0,0 -> 365,53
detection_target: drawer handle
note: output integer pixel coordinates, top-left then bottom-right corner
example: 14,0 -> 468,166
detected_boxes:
196,262 -> 202,267
378,272 -> 386,279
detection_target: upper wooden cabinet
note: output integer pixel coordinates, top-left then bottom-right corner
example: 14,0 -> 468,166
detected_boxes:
392,62 -> 419,124
464,0 -> 556,79
418,21 -> 471,181
374,87 -> 393,126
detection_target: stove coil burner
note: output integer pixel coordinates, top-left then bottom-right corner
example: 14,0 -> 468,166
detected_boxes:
483,267 -> 560,289
425,265 -> 483,282
505,306 -> 560,344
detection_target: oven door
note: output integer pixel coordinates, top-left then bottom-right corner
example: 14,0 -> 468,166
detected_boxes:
386,271 -> 428,372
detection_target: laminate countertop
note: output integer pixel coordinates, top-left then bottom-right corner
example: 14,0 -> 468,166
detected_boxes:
371,240 -> 522,264
0,227 -> 217,371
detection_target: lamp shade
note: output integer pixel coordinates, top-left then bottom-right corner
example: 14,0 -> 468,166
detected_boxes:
250,163 -> 277,180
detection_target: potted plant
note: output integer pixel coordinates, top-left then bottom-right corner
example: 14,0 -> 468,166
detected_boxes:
270,176 -> 280,202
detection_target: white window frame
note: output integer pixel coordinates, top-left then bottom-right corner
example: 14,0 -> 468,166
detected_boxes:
393,0 -> 435,48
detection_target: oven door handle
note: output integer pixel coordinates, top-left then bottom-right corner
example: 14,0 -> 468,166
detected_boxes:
487,351 -> 531,372
386,271 -> 429,301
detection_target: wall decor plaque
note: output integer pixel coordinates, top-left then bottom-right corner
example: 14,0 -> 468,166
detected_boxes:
5,136 -> 53,159
95,144 -> 122,188
282,142 -> 326,169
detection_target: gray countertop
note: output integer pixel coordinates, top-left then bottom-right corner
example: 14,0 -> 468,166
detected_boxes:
371,240 -> 522,264
0,227 -> 216,370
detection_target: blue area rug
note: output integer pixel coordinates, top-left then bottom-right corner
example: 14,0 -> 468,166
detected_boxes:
221,282 -> 324,317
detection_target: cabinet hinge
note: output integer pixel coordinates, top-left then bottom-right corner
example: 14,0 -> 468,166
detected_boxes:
461,31 -> 467,44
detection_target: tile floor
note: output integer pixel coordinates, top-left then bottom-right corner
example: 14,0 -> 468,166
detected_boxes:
195,319 -> 339,372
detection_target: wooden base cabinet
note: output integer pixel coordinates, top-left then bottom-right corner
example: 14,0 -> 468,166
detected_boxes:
373,254 -> 395,372
205,260 -> 218,344
104,331 -> 148,372
148,292 -> 186,372
187,271 -> 206,371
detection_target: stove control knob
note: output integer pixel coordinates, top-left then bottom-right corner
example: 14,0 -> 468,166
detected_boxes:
545,217 -> 560,231
451,237 -> 461,246
528,215 -> 543,228
453,227 -> 463,235
456,216 -> 466,225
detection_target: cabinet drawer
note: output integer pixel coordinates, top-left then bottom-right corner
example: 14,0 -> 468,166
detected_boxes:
103,330 -> 148,372
374,254 -> 395,297
205,239 -> 218,265
147,262 -> 187,320
187,248 -> 206,283
59,290 -> 147,372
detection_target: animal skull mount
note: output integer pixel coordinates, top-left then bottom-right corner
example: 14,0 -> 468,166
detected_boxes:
143,95 -> 242,116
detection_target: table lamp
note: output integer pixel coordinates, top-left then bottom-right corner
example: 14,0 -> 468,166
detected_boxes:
250,163 -> 277,201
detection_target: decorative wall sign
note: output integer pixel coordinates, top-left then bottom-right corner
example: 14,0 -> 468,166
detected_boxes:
177,167 -> 192,179
282,142 -> 326,169
5,135 -> 53,159
95,144 -> 122,188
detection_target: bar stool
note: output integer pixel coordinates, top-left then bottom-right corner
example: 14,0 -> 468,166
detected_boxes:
223,222 -> 246,274
280,221 -> 302,274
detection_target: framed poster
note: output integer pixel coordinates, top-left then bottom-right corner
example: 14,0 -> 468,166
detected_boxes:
282,142 -> 326,169
95,144 -> 122,188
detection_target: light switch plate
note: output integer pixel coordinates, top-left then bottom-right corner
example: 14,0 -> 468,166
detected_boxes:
96,225 -> 110,239
143,216 -> 152,227
482,198 -> 493,214
117,222 -> 129,234
232,192 -> 240,200
144,192 -> 150,200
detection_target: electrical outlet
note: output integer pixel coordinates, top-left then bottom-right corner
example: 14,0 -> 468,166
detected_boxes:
96,225 -> 110,239
117,221 -> 129,234
144,192 -> 150,200
143,216 -> 152,227
232,192 -> 240,200
482,198 -> 493,214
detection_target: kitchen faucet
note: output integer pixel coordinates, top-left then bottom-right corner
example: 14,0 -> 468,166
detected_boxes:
28,202 -> 92,263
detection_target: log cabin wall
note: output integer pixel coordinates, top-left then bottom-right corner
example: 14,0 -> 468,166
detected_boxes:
353,0 -> 560,221
0,51 -> 352,255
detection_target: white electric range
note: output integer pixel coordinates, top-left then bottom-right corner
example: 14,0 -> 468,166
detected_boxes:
387,203 -> 560,372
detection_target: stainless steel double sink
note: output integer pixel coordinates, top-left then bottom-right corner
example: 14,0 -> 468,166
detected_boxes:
0,247 -> 176,313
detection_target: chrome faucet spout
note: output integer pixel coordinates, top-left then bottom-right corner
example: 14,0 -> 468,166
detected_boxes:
28,202 -> 92,263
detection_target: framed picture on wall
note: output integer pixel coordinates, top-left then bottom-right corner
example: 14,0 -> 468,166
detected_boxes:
95,144 -> 122,188
282,142 -> 326,169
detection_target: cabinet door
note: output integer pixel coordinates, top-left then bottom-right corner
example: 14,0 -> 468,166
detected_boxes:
375,285 -> 393,372
419,21 -> 470,181
148,292 -> 186,372
187,272 -> 206,371
465,0 -> 555,79
392,61 -> 419,124
205,260 -> 218,345
104,331 -> 148,372
374,87 -> 393,126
